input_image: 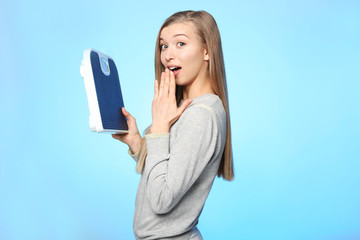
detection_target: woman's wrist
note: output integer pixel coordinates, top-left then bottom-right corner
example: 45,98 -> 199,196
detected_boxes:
150,124 -> 170,134
128,133 -> 142,154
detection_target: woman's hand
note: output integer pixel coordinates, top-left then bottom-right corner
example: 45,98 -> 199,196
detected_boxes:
112,107 -> 142,154
151,69 -> 192,134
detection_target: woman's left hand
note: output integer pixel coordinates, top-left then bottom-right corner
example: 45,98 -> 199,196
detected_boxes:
150,69 -> 192,134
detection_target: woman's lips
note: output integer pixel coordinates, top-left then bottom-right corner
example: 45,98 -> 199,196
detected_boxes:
168,66 -> 181,77
173,68 -> 181,77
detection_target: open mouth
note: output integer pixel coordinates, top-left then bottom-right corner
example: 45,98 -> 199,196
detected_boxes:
168,66 -> 182,77
168,66 -> 181,72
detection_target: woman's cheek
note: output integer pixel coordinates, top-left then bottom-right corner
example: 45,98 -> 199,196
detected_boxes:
160,53 -> 167,65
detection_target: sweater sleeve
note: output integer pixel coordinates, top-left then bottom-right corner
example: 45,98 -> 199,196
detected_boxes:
128,148 -> 139,162
143,105 -> 218,214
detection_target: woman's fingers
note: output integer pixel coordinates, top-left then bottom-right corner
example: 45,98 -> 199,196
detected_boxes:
122,107 -> 132,120
113,108 -> 142,151
164,69 -> 170,96
122,107 -> 139,132
159,69 -> 171,97
169,70 -> 175,97
154,79 -> 159,98
159,71 -> 165,96
124,107 -> 138,125
112,133 -> 124,141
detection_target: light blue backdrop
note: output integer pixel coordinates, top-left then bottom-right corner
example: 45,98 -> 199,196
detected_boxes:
1,0 -> 359,239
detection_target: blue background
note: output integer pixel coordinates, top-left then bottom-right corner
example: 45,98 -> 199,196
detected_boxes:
1,0 -> 359,239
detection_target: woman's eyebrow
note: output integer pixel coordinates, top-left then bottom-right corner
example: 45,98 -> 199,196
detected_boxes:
159,34 -> 190,41
174,33 -> 190,39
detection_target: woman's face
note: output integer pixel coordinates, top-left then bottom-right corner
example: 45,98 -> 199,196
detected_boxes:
159,22 -> 209,86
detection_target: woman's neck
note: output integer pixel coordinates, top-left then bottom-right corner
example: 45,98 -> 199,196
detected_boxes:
182,78 -> 215,100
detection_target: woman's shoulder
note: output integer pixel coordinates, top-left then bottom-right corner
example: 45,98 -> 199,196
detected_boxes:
191,93 -> 223,106
189,94 -> 225,116
180,94 -> 226,128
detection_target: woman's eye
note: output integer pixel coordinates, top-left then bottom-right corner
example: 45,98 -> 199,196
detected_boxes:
177,42 -> 185,47
160,44 -> 168,50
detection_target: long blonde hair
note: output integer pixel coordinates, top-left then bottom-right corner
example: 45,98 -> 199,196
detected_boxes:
136,10 -> 234,181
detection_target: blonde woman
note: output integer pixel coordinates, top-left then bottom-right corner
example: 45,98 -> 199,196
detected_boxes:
113,10 -> 234,240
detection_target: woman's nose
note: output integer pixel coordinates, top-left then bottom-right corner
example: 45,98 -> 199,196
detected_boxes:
164,47 -> 175,61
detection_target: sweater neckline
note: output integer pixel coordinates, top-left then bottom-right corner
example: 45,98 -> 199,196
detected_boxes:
189,93 -> 219,101
179,94 -> 221,106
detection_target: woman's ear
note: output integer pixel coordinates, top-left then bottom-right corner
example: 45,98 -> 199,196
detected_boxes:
204,48 -> 209,61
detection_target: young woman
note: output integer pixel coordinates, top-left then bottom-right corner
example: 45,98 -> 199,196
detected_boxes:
113,10 -> 233,240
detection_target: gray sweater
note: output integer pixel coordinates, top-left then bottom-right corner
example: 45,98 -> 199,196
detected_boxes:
130,94 -> 227,240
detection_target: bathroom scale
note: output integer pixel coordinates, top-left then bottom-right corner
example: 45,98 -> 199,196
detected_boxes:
80,48 -> 128,133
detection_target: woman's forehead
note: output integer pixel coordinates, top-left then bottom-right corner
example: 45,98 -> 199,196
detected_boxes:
160,22 -> 197,40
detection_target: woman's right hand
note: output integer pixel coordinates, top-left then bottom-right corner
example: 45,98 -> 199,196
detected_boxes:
112,107 -> 142,154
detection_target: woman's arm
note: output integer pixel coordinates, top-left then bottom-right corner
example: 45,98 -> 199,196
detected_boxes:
143,105 -> 219,214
